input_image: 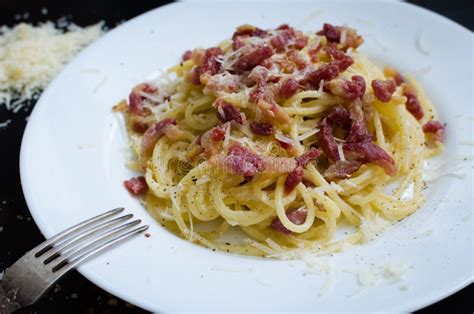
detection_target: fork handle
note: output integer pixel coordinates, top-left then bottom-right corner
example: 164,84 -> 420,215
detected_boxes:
0,286 -> 20,314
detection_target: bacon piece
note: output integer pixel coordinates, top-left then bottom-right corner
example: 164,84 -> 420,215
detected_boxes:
346,99 -> 372,143
383,67 -> 404,86
284,166 -> 304,193
270,28 -> 295,51
324,160 -> 362,181
343,142 -> 397,176
132,120 -> 148,133
141,118 -> 177,155
294,34 -> 308,50
372,79 -> 397,102
287,50 -> 308,70
302,63 -> 340,89
296,147 -> 321,167
277,24 -> 290,30
328,75 -> 366,101
271,207 -> 308,234
339,26 -> 364,51
333,56 -> 354,72
210,143 -> 265,178
250,122 -> 274,136
278,77 -> 298,98
182,50 -> 193,61
317,23 -> 341,42
318,106 -> 351,161
201,47 -> 223,76
192,66 -> 202,85
232,37 -> 244,51
234,45 -> 274,72
128,83 -> 158,116
201,125 -> 226,157
249,80 -> 266,103
325,44 -> 345,60
215,99 -> 243,125
423,120 -> 445,142
124,176 -> 147,195
403,85 -> 424,120
232,24 -> 267,39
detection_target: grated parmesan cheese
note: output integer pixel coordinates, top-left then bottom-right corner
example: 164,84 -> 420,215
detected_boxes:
359,214 -> 391,242
0,22 -> 103,110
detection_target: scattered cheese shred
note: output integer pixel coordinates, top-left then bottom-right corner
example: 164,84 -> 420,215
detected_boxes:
0,22 -> 103,110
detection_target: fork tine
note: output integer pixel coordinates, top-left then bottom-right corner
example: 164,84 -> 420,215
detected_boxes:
40,214 -> 134,264
50,219 -> 144,272
54,225 -> 149,276
35,207 -> 124,257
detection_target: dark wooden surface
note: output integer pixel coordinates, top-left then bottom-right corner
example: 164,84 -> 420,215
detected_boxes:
0,0 -> 471,313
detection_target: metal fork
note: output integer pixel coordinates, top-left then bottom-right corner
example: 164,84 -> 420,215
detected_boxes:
0,207 -> 148,313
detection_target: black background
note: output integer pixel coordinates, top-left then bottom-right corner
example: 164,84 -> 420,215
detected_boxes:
0,1 -> 472,313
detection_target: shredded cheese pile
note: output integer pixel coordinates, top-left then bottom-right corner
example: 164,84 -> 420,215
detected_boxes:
0,22 -> 103,111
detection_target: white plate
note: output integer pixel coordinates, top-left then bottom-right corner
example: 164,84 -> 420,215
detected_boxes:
20,1 -> 473,311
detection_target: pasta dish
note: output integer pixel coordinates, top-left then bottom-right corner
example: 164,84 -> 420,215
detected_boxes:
116,23 -> 445,257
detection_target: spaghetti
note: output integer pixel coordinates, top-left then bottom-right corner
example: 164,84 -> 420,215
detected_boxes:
118,23 -> 444,258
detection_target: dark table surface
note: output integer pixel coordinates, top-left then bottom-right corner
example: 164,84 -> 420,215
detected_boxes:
0,0 -> 472,313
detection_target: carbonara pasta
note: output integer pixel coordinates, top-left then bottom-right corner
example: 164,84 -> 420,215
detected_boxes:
117,23 -> 445,258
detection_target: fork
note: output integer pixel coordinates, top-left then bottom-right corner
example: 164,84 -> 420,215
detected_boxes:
0,207 -> 148,313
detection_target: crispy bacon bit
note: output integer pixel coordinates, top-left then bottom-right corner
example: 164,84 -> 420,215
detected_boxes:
343,142 -> 397,176
271,208 -> 308,234
423,120 -> 445,142
325,44 -> 345,60
141,118 -> 177,155
232,24 -> 267,40
403,85 -> 424,120
287,50 -> 307,70
249,80 -> 266,103
383,67 -> 404,86
325,160 -> 362,181
112,100 -> 128,112
308,43 -> 322,63
232,37 -> 244,51
294,35 -> 308,50
201,125 -> 226,157
250,122 -> 274,136
328,75 -> 366,101
317,23 -> 341,43
211,143 -> 265,178
277,24 -> 290,30
340,26 -> 364,51
182,50 -> 193,61
215,99 -> 243,125
201,47 -> 223,76
372,79 -> 397,102
296,147 -> 321,167
129,83 -> 157,116
303,63 -> 340,89
333,56 -> 354,72
192,66 -> 202,85
284,166 -> 304,193
234,45 -> 274,72
210,125 -> 226,141
346,99 -> 372,143
319,106 -> 351,161
278,77 -> 299,98
124,176 -> 147,195
132,121 -> 148,133
261,58 -> 273,69
270,28 -> 294,51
